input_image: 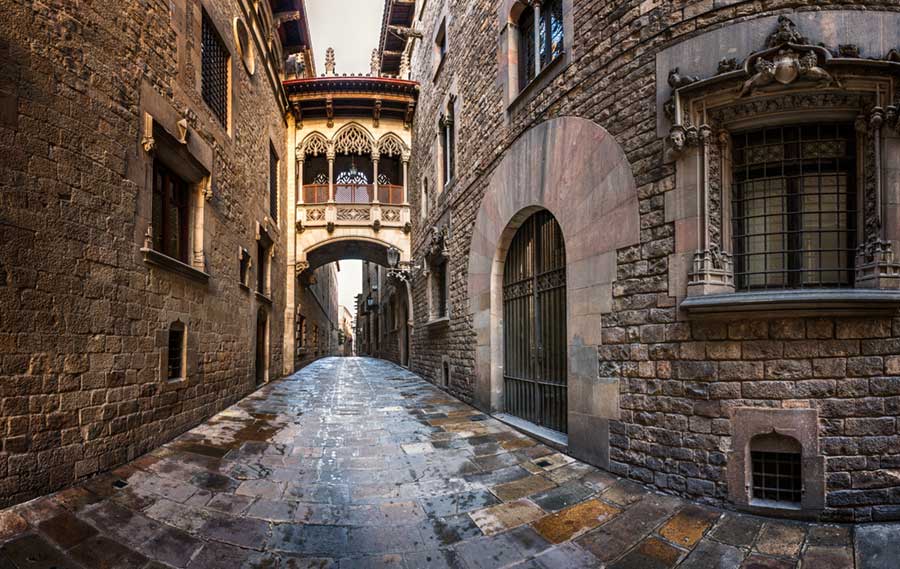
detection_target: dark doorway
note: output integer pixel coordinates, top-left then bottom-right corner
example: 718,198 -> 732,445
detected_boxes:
502,210 -> 567,433
255,308 -> 268,386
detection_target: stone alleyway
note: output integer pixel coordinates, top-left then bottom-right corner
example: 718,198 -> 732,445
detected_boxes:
0,357 -> 895,568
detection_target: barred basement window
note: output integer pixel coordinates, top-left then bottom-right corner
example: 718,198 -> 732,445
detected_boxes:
201,11 -> 229,127
152,161 -> 191,263
732,124 -> 856,290
748,431 -> 804,507
167,322 -> 186,380
269,143 -> 279,222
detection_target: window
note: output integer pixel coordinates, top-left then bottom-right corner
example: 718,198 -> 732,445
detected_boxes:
269,143 -> 279,222
152,161 -> 191,263
421,178 -> 430,219
516,0 -> 563,92
167,322 -> 186,380
439,98 -> 456,187
257,241 -> 269,295
732,124 -> 856,290
201,11 -> 229,127
239,248 -> 251,287
435,19 -> 447,64
432,259 -> 448,319
518,7 -> 535,92
750,434 -> 803,506
539,0 -> 564,68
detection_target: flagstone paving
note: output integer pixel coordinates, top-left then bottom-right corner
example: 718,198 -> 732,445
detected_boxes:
0,357 -> 897,568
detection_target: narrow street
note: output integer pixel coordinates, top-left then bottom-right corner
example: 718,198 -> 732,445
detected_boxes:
0,358 -> 892,568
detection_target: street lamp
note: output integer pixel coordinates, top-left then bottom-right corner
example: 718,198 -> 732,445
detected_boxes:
385,246 -> 411,282
386,246 -> 401,269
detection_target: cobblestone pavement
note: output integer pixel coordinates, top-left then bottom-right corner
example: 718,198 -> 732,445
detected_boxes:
1,357 -> 897,568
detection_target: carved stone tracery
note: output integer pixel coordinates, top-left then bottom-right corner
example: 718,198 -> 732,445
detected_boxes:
333,123 -> 373,155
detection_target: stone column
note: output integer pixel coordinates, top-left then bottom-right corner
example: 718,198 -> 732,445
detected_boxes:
402,152 -> 410,205
297,154 -> 305,205
284,116 -> 298,375
372,149 -> 380,205
327,148 -> 335,203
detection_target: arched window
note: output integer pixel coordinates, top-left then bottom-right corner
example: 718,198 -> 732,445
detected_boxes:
749,433 -> 802,506
515,0 -> 564,92
732,123 -> 856,290
517,6 -> 535,92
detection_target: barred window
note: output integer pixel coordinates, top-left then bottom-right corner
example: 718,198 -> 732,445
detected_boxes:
167,322 -> 186,381
201,11 -> 229,127
732,124 -> 856,290
269,143 -> 279,222
750,433 -> 803,506
152,161 -> 191,263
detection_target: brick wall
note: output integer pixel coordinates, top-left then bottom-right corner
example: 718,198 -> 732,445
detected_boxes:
0,0 -> 290,506
408,0 -> 900,521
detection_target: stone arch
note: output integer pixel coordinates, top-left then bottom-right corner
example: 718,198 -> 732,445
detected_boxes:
298,131 -> 329,159
378,132 -> 407,158
300,235 -> 410,272
332,122 -> 374,155
467,116 -> 640,467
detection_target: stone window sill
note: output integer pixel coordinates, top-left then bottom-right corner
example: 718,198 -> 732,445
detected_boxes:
681,288 -> 900,317
255,291 -> 273,305
425,316 -> 450,328
141,248 -> 209,285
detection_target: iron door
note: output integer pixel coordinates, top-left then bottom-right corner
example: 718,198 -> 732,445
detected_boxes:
502,210 -> 567,433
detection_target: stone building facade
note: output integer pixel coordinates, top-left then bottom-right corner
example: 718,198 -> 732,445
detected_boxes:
356,260 -> 411,366
294,263 -> 341,368
0,0 -> 313,506
400,0 -> 900,522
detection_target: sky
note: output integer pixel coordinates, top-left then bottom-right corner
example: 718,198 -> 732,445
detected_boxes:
305,0 -> 385,76
306,0 -> 384,317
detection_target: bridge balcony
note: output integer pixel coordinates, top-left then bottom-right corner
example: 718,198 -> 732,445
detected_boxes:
298,184 -> 410,230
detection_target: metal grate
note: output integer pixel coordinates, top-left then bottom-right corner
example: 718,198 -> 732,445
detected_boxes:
751,451 -> 802,504
732,124 -> 856,290
202,12 -> 229,127
503,210 -> 567,434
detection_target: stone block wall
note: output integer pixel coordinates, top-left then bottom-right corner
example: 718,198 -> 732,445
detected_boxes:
295,264 -> 341,368
0,0 -> 290,506
407,0 -> 900,521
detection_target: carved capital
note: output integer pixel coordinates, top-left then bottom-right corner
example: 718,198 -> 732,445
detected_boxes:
688,247 -> 735,296
856,239 -> 900,289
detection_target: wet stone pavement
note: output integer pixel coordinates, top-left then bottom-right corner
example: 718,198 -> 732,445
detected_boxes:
1,358 -> 897,568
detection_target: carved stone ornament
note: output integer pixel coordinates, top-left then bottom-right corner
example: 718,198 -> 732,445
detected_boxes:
141,113 -> 155,153
295,261 -> 310,277
176,117 -> 189,144
370,49 -> 380,77
324,47 -> 336,77
425,225 -> 450,262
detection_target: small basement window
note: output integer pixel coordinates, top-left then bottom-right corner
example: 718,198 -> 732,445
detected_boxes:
167,322 -> 186,380
750,434 -> 802,506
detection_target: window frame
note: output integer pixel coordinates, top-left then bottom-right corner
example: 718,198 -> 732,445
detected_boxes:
152,160 -> 192,264
166,321 -> 187,382
269,142 -> 279,223
201,8 -> 231,131
730,123 -> 858,291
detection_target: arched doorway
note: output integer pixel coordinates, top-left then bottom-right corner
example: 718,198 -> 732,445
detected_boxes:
255,307 -> 268,386
503,210 -> 567,433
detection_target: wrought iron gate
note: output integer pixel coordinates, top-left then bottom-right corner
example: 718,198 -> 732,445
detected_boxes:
503,210 -> 567,433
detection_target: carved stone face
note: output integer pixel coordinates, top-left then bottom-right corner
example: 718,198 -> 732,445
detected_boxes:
669,128 -> 685,149
773,50 -> 800,85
